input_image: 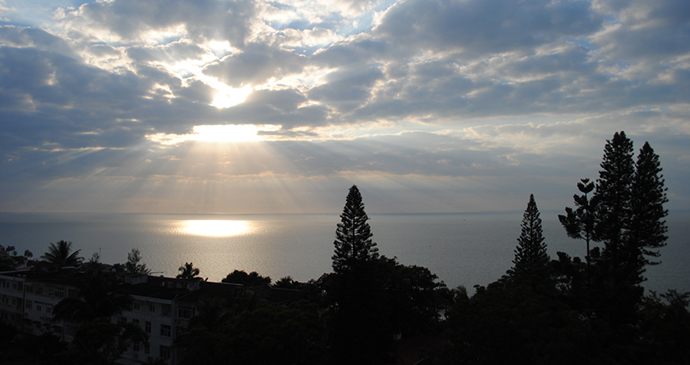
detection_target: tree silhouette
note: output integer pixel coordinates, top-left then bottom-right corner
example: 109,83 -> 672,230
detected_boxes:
125,248 -> 151,275
177,262 -> 201,280
332,185 -> 379,272
630,142 -> 668,269
510,194 -> 549,278
187,297 -> 230,331
41,240 -> 83,267
559,178 -> 599,264
52,271 -> 133,323
594,131 -> 635,265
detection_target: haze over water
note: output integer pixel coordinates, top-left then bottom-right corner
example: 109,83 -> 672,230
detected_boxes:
2,211 -> 688,294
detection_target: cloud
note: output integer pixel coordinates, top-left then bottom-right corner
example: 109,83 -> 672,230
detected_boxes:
375,0 -> 604,55
202,43 -> 307,87
58,0 -> 256,47
1,0 -> 689,213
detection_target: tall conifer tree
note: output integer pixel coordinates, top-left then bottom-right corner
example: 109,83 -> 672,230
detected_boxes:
332,185 -> 378,272
630,142 -> 668,271
593,131 -> 635,264
511,194 -> 549,277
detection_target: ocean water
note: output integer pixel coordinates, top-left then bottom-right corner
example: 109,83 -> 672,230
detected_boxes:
1,211 -> 688,294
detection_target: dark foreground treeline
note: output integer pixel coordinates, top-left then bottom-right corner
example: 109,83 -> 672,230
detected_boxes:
1,131 -> 689,365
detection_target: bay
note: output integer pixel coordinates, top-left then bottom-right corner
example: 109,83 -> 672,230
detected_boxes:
1,211 -> 688,294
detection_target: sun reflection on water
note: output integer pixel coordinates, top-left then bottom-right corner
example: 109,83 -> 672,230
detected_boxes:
176,220 -> 254,237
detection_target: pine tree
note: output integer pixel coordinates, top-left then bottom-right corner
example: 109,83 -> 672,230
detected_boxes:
559,178 -> 599,264
593,131 -> 635,264
629,142 -> 668,271
511,194 -> 549,277
332,185 -> 378,272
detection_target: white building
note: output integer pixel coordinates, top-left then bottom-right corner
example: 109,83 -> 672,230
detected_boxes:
1,270 -> 250,365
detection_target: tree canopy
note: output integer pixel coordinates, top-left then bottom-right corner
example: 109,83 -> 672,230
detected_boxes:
332,185 -> 379,272
41,240 -> 82,267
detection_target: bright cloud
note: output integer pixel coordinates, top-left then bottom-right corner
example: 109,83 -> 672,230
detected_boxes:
1,0 -> 689,214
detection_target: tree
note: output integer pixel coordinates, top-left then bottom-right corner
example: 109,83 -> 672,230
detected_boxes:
53,270 -> 133,323
0,245 -> 33,271
593,131 -> 635,264
510,194 -> 549,278
222,270 -> 271,286
332,185 -> 379,272
630,142 -> 668,270
69,318 -> 148,364
559,178 -> 599,264
188,297 -> 231,331
177,262 -> 201,280
41,240 -> 83,267
125,248 -> 151,275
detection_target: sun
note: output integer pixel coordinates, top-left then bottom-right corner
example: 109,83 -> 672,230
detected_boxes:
211,86 -> 253,108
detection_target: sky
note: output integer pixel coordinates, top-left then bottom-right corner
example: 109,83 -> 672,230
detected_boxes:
0,0 -> 689,215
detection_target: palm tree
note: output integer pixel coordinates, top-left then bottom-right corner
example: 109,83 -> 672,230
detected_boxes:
53,270 -> 133,323
188,297 -> 230,331
41,240 -> 83,267
177,262 -> 201,280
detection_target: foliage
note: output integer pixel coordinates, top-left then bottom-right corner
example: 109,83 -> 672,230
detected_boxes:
125,248 -> 151,275
594,131 -> 636,254
52,270 -> 133,323
630,142 -> 669,267
272,275 -> 299,289
326,255 -> 451,365
69,318 -> 148,364
222,269 -> 271,286
509,194 -> 550,280
0,244 -> 33,271
177,301 -> 327,365
187,296 -> 231,331
558,132 -> 670,330
559,178 -> 599,262
177,262 -> 201,280
332,185 -> 379,272
40,240 -> 83,267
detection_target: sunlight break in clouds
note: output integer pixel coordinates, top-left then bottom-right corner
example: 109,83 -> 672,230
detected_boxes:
147,125 -> 283,144
1,0 -> 689,214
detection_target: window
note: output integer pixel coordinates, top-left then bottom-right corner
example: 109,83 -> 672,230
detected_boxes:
160,324 -> 171,337
54,289 -> 65,298
35,287 -> 43,295
161,304 -> 171,316
144,343 -> 150,354
149,303 -> 156,312
159,345 -> 171,360
118,317 -> 127,325
26,285 -> 34,293
25,300 -> 32,309
133,319 -> 140,326
46,306 -> 53,314
36,304 -> 42,312
145,321 -> 151,334
133,301 -> 140,310
11,283 -> 17,290
133,342 -> 140,352
1,296 -> 8,304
